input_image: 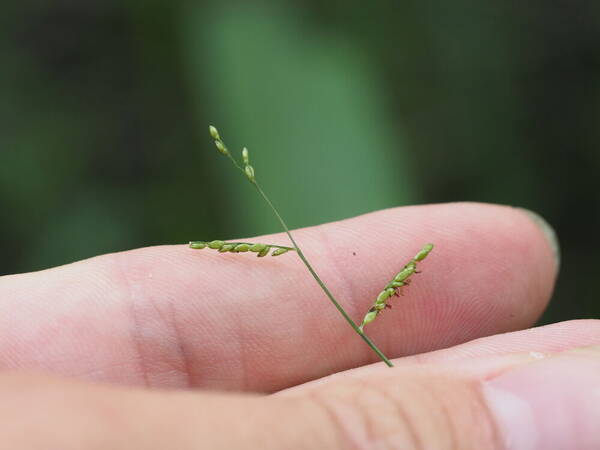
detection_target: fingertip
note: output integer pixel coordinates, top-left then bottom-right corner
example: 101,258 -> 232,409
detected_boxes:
514,207 -> 560,272
341,202 -> 559,354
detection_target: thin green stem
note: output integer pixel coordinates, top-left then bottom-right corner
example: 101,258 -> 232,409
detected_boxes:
216,133 -> 393,367
252,182 -> 393,367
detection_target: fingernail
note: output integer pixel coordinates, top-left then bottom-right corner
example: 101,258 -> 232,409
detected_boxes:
517,208 -> 560,269
483,346 -> 600,449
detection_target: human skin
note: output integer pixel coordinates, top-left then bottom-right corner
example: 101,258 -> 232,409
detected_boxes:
0,202 -> 598,449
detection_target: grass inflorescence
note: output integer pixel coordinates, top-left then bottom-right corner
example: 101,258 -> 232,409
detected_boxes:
190,125 -> 434,368
189,240 -> 294,257
359,243 -> 433,331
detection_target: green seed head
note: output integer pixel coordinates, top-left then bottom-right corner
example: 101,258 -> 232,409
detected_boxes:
208,240 -> 225,249
242,147 -> 249,165
249,243 -> 267,252
376,290 -> 390,305
360,243 -> 434,332
271,248 -> 289,256
361,310 -> 378,328
257,246 -> 270,257
215,140 -> 228,155
234,243 -> 250,252
218,244 -> 235,252
414,243 -> 434,262
209,125 -> 220,140
244,165 -> 255,182
394,265 -> 415,282
189,241 -> 206,249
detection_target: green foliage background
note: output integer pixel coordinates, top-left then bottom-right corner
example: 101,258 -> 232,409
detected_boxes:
1,1 -> 599,324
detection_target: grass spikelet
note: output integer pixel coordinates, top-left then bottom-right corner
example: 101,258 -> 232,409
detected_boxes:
208,240 -> 225,249
249,243 -> 267,252
257,246 -> 270,257
209,125 -> 220,140
271,248 -> 289,256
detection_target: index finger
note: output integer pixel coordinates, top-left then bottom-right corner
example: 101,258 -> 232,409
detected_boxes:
0,202 -> 558,391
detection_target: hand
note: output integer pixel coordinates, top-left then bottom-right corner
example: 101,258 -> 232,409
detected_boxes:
1,202 -> 597,449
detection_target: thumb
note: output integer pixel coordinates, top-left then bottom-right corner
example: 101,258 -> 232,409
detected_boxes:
2,347 -> 599,449
483,346 -> 600,449
281,346 -> 600,449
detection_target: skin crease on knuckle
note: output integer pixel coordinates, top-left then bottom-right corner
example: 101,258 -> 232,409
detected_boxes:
287,370 -> 502,450
0,370 -> 503,450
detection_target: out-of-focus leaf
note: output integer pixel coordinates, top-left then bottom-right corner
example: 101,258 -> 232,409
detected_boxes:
180,3 -> 415,236
25,191 -> 137,271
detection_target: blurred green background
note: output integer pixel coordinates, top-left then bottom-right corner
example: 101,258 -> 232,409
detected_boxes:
1,1 -> 599,324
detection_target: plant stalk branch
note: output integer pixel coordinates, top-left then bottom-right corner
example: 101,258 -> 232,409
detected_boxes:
253,182 -> 394,367
219,136 -> 393,367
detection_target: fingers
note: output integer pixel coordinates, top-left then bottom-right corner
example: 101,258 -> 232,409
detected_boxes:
279,319 -> 600,449
0,370 -> 502,449
0,203 -> 558,391
3,320 -> 599,450
404,318 -> 600,366
0,372 -> 336,450
284,319 -> 600,392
